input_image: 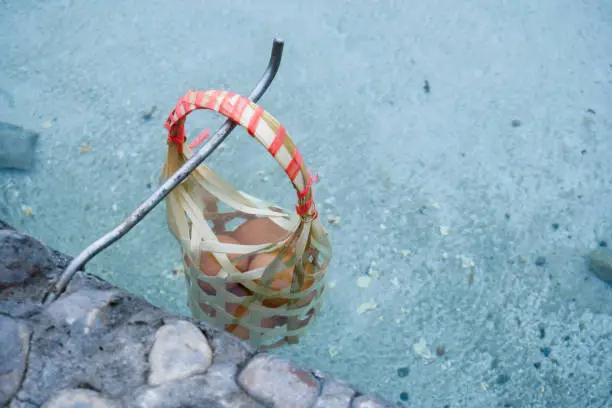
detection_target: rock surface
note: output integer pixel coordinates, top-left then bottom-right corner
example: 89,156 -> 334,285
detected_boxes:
0,122 -> 39,170
588,247 -> 612,283
0,229 -> 54,290
0,221 -> 401,408
41,389 -> 120,408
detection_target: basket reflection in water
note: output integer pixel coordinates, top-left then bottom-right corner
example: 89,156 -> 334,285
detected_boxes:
161,89 -> 332,349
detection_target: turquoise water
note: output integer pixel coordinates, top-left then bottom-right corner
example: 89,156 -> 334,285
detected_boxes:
2,1 -> 612,406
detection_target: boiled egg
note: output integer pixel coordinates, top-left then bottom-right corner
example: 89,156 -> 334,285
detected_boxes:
231,217 -> 289,245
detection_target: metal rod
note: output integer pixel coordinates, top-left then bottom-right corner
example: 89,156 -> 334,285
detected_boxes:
42,38 -> 285,305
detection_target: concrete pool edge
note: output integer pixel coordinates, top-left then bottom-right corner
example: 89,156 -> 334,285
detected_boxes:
0,220 -> 402,408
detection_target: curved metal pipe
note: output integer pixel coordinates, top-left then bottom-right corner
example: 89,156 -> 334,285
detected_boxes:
42,38 -> 285,305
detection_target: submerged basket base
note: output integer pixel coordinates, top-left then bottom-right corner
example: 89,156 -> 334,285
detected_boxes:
186,259 -> 325,349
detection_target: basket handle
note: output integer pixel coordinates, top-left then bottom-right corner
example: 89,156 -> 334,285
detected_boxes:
165,90 -> 317,219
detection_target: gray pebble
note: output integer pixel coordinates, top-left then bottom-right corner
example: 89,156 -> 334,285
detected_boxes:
588,247 -> 612,283
237,353 -> 320,408
0,122 -> 39,170
534,256 -> 547,267
496,373 -> 511,385
148,320 -> 213,386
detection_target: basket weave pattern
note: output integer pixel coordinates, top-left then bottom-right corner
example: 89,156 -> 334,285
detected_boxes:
161,90 -> 332,348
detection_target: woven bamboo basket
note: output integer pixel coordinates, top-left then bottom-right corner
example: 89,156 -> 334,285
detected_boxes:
161,90 -> 332,349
